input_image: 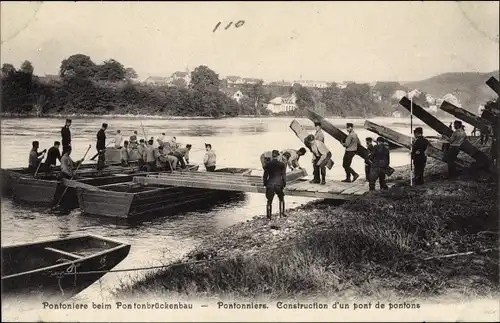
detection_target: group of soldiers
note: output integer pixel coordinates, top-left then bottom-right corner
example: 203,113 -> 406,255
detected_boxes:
28,119 -> 218,179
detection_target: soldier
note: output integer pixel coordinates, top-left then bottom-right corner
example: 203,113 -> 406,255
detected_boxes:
411,127 -> 430,185
445,120 -> 466,178
341,123 -> 360,183
364,137 -> 375,181
368,137 -> 390,191
263,150 -> 287,220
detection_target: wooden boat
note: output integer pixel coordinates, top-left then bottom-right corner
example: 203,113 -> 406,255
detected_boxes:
76,167 -> 245,219
2,234 -> 130,301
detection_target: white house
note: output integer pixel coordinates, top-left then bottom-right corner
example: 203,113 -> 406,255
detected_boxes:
392,90 -> 407,100
242,78 -> 262,85
267,94 -> 297,114
407,89 -> 422,99
443,93 -> 461,107
144,76 -> 170,86
294,80 -> 329,88
170,71 -> 191,85
232,90 -> 244,103
424,105 -> 438,114
425,93 -> 436,105
225,76 -> 243,87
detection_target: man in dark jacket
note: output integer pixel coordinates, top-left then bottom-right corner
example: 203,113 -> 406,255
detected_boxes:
445,120 -> 466,178
368,137 -> 390,191
263,150 -> 287,220
44,141 -> 62,173
342,123 -> 359,183
364,137 -> 375,181
411,127 -> 429,185
96,123 -> 108,170
61,119 -> 72,156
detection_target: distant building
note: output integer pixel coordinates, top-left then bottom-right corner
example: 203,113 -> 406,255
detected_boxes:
293,80 -> 329,88
443,93 -> 461,107
392,90 -> 407,100
144,76 -> 170,86
170,70 -> 191,85
242,77 -> 262,85
425,93 -> 436,105
268,80 -> 293,87
267,94 -> 297,114
232,90 -> 244,103
407,89 -> 422,99
220,88 -> 246,103
225,76 -> 243,87
424,105 -> 438,114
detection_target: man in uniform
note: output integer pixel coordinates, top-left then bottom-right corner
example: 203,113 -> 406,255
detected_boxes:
137,139 -> 146,170
113,130 -> 123,149
280,148 -> 307,171
144,139 -> 157,172
173,144 -> 192,169
364,137 -> 375,181
44,141 -> 62,173
120,140 -> 130,167
314,122 -> 325,142
445,120 -> 466,178
263,150 -> 287,220
28,141 -> 46,175
129,131 -> 138,149
411,127 -> 430,185
307,135 -> 332,185
61,119 -> 72,156
342,123 -> 360,183
368,137 -> 390,191
203,143 -> 217,172
96,123 -> 108,170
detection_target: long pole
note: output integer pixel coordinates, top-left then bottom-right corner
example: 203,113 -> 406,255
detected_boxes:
54,144 -> 91,208
410,97 -> 413,187
34,150 -> 47,177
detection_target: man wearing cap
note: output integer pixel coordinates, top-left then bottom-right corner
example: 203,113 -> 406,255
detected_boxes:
445,120 -> 466,178
368,137 -> 390,191
314,122 -> 325,142
203,143 -> 217,172
61,119 -> 72,156
342,123 -> 360,183
305,135 -> 332,185
96,123 -> 108,170
411,127 -> 430,185
280,147 -> 307,171
263,150 -> 287,220
364,137 -> 375,181
144,139 -> 157,172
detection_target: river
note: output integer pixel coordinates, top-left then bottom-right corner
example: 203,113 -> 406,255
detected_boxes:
1,116 -> 455,319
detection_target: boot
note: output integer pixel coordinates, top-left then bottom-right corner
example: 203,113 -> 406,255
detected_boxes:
279,200 -> 286,218
266,204 -> 272,220
352,173 -> 359,182
320,175 -> 326,185
309,179 -> 320,184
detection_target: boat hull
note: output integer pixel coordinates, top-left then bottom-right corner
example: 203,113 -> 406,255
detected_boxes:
2,234 -> 131,301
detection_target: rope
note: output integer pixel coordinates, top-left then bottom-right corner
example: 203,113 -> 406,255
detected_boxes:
49,221 -> 497,279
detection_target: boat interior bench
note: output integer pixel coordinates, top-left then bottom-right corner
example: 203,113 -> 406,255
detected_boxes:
44,247 -> 83,260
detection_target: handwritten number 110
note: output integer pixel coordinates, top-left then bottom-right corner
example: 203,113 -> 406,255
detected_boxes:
213,20 -> 245,32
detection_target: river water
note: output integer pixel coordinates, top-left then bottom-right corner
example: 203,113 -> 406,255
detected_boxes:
0,116 -> 454,317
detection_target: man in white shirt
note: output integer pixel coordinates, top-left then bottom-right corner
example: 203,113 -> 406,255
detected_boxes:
113,130 -> 123,149
203,143 -> 216,172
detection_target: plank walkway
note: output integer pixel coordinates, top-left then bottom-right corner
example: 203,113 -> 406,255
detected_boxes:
132,170 -> 395,200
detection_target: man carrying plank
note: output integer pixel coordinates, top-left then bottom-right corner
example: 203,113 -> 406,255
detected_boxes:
445,120 -> 467,178
306,135 -> 332,185
411,127 -> 430,185
341,123 -> 360,183
263,150 -> 287,220
364,137 -> 375,182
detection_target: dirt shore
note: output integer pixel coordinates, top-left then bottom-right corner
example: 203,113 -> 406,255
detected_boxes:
114,154 -> 499,300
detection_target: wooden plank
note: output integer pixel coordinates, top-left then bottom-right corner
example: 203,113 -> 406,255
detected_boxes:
399,96 -> 492,170
289,120 -> 335,169
440,101 -> 492,133
364,120 -> 471,169
340,185 -> 363,195
305,109 -> 395,174
133,176 -> 265,193
486,76 -> 499,96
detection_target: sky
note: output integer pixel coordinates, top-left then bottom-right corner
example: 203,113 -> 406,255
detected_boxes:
1,1 -> 498,83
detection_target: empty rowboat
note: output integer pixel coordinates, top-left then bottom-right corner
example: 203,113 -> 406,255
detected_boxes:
76,167 -> 246,219
2,234 -> 131,301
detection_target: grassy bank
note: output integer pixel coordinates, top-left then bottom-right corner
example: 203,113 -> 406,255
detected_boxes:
115,158 -> 498,301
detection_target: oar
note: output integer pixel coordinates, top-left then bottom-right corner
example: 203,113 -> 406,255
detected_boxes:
52,144 -> 91,209
90,141 -> 114,161
34,150 -> 47,177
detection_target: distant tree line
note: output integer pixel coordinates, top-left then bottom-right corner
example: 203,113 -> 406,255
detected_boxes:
1,53 -> 401,117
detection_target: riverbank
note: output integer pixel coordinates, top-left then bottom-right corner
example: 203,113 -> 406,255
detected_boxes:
114,157 -> 499,301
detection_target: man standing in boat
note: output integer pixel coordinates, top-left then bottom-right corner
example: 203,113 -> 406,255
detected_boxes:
411,127 -> 430,185
96,123 -> 108,171
60,119 -> 72,156
60,147 -> 83,179
145,139 -> 157,172
445,120 -> 466,178
203,143 -> 216,172
157,133 -> 167,147
263,150 -> 287,220
368,137 -> 390,191
129,131 -> 138,149
120,140 -> 130,167
280,148 -> 307,171
173,144 -> 191,169
341,123 -> 360,183
137,139 -> 146,170
113,130 -> 123,149
28,141 -> 46,175
44,141 -> 62,173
